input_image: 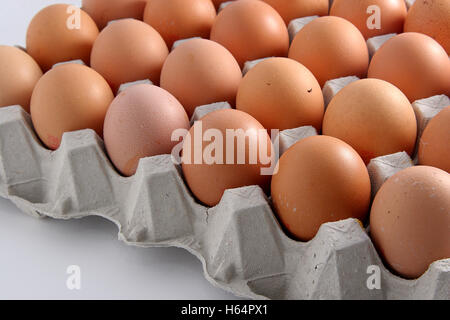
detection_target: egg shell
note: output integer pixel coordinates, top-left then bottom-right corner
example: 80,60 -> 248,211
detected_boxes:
368,32 -> 450,103
289,16 -> 369,87
104,84 -> 190,177
271,135 -> 371,241
236,57 -> 324,132
0,46 -> 42,112
82,0 -> 148,29
323,78 -> 417,163
330,0 -> 407,40
144,0 -> 217,49
90,19 -> 169,92
404,0 -> 450,55
418,106 -> 450,173
26,4 -> 99,72
160,38 -> 242,117
210,0 -> 289,67
263,0 -> 329,25
30,63 -> 114,150
181,109 -> 273,207
370,166 -> 450,279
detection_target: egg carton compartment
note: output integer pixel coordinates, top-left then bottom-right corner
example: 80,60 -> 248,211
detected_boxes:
0,81 -> 448,299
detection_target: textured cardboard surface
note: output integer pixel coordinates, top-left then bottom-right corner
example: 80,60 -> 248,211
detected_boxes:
0,92 -> 448,299
367,33 -> 396,59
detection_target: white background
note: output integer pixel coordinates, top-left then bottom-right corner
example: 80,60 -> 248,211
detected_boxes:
0,0 -> 236,300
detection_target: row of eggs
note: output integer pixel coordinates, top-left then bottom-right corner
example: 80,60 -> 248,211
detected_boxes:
0,0 -> 448,281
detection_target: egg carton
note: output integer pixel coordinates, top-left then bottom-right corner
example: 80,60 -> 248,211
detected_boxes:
0,82 -> 449,299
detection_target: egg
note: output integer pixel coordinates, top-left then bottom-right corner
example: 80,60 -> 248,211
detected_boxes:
236,57 -> 324,132
272,135 -> 371,242
181,109 -> 273,207
143,0 -> 217,49
263,0 -> 329,25
330,0 -> 407,39
210,0 -> 289,67
90,19 -> 169,93
370,166 -> 450,279
289,16 -> 369,87
404,0 -> 450,55
323,79 -> 417,164
104,84 -> 190,177
160,38 -> 242,117
0,46 -> 42,112
30,63 -> 114,150
82,0 -> 148,29
418,106 -> 450,173
368,32 -> 450,103
26,4 -> 99,71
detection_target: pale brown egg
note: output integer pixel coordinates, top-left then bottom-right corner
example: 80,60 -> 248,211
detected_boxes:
330,0 -> 407,39
0,46 -> 42,112
210,0 -> 289,67
289,16 -> 369,87
82,0 -> 148,29
370,166 -> 450,279
368,32 -> 450,103
181,109 -> 273,207
418,106 -> 450,173
263,0 -> 329,25
104,84 -> 190,177
30,63 -> 114,150
272,135 -> 371,242
323,79 -> 417,164
160,38 -> 242,117
90,19 -> 169,93
405,0 -> 450,55
236,57 -> 324,132
144,0 -> 217,49
26,4 -> 99,71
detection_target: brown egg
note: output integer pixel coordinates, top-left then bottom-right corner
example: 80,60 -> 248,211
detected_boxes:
104,84 -> 190,176
263,0 -> 329,25
181,109 -> 273,207
143,0 -> 217,49
26,4 -> 99,71
404,0 -> 450,55
370,166 -> 450,279
210,0 -> 289,67
272,135 -> 371,242
368,32 -> 450,103
236,57 -> 324,132
90,19 -> 168,93
160,38 -> 242,117
82,0 -> 148,29
289,16 -> 369,87
0,46 -> 42,112
30,63 -> 114,150
330,0 -> 407,39
418,106 -> 450,173
323,79 -> 417,164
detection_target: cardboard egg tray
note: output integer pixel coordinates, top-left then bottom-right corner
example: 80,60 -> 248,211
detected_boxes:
0,86 -> 448,299
1,0 -> 449,299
